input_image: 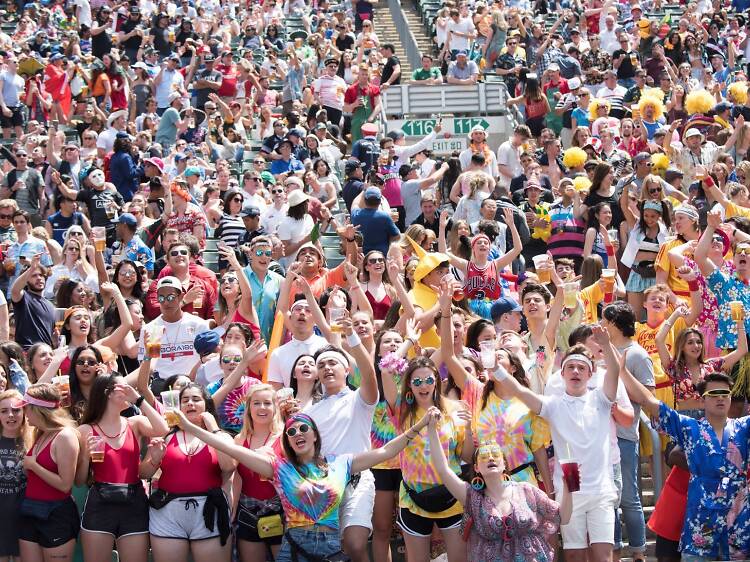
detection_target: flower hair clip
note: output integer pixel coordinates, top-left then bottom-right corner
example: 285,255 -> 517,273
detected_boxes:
378,352 -> 408,375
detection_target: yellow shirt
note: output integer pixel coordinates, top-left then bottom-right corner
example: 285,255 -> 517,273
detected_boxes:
579,282 -> 604,324
635,316 -> 686,408
725,201 -> 750,220
408,282 -> 441,349
655,238 -> 689,297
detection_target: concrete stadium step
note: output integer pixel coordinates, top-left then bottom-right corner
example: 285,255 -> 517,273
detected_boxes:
373,2 -> 412,76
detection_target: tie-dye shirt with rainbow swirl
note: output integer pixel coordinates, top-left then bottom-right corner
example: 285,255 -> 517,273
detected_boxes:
207,376 -> 261,433
271,453 -> 352,529
463,376 -> 550,485
398,406 -> 466,519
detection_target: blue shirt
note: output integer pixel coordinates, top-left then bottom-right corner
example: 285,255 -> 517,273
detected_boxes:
706,269 -> 750,349
269,157 -> 305,176
656,402 -> 750,559
46,211 -> 85,245
242,266 -> 283,343
117,236 -> 155,272
109,151 -> 143,202
351,207 -> 400,255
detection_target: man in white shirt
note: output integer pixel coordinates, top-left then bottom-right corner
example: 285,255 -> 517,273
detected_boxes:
311,57 -> 348,127
138,276 -> 210,393
260,184 -> 288,235
598,13 -> 620,54
267,297 -> 328,388
497,124 -> 531,189
96,110 -> 128,158
495,324 -> 620,561
444,7 -> 476,57
305,323 -> 378,562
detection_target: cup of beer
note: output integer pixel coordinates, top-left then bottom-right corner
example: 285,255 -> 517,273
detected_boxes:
730,301 -> 744,322
146,325 -> 164,359
90,435 -> 105,463
52,375 -> 71,408
479,340 -> 496,369
160,390 -> 181,427
193,286 -> 204,310
532,255 -> 552,284
602,268 -> 616,289
563,282 -> 579,309
329,307 -> 346,332
560,458 -> 581,492
92,227 -> 106,252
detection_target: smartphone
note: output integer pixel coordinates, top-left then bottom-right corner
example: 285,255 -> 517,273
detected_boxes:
51,119 -> 59,129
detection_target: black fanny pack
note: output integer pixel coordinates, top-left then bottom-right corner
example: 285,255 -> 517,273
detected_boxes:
404,482 -> 457,513
20,498 -> 67,520
96,483 -> 139,504
632,262 -> 656,278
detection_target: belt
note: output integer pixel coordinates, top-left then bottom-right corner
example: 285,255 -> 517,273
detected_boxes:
655,380 -> 673,390
508,461 -> 536,476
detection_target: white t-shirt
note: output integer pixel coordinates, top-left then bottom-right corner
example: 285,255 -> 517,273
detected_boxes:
96,128 -> 118,154
277,214 -> 314,268
545,366 -> 632,465
138,313 -> 210,380
75,0 -> 92,28
260,204 -> 288,236
195,356 -> 223,388
311,75 -> 347,111
496,141 -> 523,188
305,387 -> 377,456
266,334 -> 329,387
539,386 -> 615,496
446,17 -> 475,51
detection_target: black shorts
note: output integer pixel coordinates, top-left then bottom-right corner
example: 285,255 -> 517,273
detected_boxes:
372,468 -> 402,492
81,484 -> 149,538
235,496 -> 283,546
397,507 -> 461,538
19,497 -> 79,548
654,535 -> 680,558
0,106 -> 24,128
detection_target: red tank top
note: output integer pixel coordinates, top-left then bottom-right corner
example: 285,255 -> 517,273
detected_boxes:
25,434 -> 70,501
229,310 -> 261,340
237,438 -> 277,500
464,260 -> 503,301
159,432 -> 223,494
91,423 -> 140,484
364,289 -> 392,321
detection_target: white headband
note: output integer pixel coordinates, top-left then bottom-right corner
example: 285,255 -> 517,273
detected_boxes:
316,351 -> 349,369
561,354 -> 594,373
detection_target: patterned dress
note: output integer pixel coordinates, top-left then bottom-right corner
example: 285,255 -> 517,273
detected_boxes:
705,269 -> 750,351
655,403 -> 750,559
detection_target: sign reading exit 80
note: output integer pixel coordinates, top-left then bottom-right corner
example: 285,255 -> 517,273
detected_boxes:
400,117 -> 492,137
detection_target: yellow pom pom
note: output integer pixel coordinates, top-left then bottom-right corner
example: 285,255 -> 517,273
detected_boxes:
638,95 -> 665,121
588,98 -> 611,122
685,89 -> 715,115
729,82 -> 749,105
573,176 -> 592,192
650,153 -> 670,176
563,147 -> 588,169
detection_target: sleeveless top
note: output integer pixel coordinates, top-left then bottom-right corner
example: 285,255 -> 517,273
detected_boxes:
26,434 -> 69,501
91,423 -> 140,484
159,432 -> 223,494
217,213 -> 246,249
636,234 -> 660,262
365,288 -> 392,321
464,260 -> 503,301
237,438 -> 277,500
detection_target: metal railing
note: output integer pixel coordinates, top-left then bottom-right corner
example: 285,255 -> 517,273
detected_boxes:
386,0 -> 423,72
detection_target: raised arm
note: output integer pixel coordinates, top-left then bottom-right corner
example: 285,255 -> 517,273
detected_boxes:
722,317 -> 748,371
695,211 -> 721,276
211,340 -> 267,406
494,207 -> 522,269
352,409 -> 430,473
97,283 -> 134,349
344,317 -> 378,405
591,324 -> 619,402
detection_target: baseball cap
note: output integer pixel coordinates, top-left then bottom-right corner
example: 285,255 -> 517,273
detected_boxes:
157,276 -> 184,292
117,213 -> 137,227
240,206 -> 261,218
490,296 -> 523,321
184,166 -> 202,177
633,152 -> 651,164
455,49 -> 468,57
194,330 -> 221,356
364,186 -> 382,200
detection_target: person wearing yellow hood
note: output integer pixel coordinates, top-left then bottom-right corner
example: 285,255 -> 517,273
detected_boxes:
406,236 -> 451,349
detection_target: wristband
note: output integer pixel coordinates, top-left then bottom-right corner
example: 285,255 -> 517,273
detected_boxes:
492,365 -> 510,382
688,280 -> 700,292
702,176 -> 715,188
346,332 -> 361,348
606,245 -> 615,256
134,395 -> 145,409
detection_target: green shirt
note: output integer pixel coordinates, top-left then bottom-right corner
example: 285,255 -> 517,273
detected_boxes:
411,67 -> 441,82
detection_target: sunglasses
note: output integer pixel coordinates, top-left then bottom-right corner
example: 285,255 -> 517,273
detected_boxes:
736,246 -> 750,255
170,249 -> 189,257
255,249 -> 273,257
253,160 -> 265,164
76,358 -> 98,367
286,423 -> 310,437
712,235 -> 724,244
368,257 -> 385,264
477,444 -> 503,463
221,276 -> 238,284
649,187 -> 662,194
0,214 -> 11,219
221,354 -> 243,364
272,189 -> 284,194
119,269 -> 136,277
411,376 -> 436,387
157,293 -> 179,303
231,197 -> 243,203
69,231 -> 84,236
702,388 -> 731,397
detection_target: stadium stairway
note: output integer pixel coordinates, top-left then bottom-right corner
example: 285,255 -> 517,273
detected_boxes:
373,0 -> 435,77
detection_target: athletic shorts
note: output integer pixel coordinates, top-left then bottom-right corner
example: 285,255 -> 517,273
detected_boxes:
149,494 -> 229,541
19,497 -> 80,548
655,535 -> 680,559
372,468 -> 402,492
81,484 -> 149,538
235,495 -> 283,546
397,507 -> 461,538
561,491 -> 617,549
0,106 -> 24,129
339,470 -> 375,533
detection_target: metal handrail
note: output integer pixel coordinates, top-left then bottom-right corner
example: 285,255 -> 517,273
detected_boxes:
386,0 -> 422,72
640,410 -> 663,501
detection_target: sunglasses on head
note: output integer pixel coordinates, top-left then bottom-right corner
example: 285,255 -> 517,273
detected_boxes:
170,249 -> 189,257
157,293 -> 179,303
255,249 -> 273,257
221,354 -> 243,364
411,376 -> 436,387
286,423 -> 310,437
703,388 -> 731,397
76,358 -> 98,367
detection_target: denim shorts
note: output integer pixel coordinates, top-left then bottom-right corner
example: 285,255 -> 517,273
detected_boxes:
276,527 -> 342,562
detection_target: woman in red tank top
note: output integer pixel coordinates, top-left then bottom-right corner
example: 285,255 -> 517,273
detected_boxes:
214,252 -> 261,334
360,250 -> 396,321
76,374 -> 169,562
232,384 -> 283,561
140,383 -> 236,562
17,383 -> 80,562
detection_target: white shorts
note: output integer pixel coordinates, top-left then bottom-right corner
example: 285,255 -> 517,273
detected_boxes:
149,494 -> 228,541
339,469 -> 375,533
561,491 -> 617,549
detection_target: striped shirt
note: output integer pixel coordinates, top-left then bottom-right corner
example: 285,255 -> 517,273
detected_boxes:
597,85 -> 627,118
548,201 -> 585,260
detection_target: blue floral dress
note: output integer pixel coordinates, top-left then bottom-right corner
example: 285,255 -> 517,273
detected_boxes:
655,403 -> 750,559
705,270 -> 750,350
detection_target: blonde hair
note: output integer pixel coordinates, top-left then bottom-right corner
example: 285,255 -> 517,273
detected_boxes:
24,383 -> 76,439
237,384 -> 282,442
0,389 -> 32,452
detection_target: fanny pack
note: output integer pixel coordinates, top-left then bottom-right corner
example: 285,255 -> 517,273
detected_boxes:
96,483 -> 139,504
286,531 -> 349,562
632,262 -> 656,278
237,496 -> 285,538
20,498 -> 67,521
404,482 -> 457,513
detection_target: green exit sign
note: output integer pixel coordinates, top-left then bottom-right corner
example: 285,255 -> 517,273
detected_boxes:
453,118 -> 490,135
402,120 -> 437,136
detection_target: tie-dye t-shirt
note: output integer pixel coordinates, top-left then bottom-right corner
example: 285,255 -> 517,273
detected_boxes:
207,376 -> 261,433
398,406 -> 466,519
271,453 -> 352,530
371,398 -> 400,470
462,376 -> 550,485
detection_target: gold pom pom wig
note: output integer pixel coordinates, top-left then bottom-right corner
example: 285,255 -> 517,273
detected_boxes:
638,95 -> 665,121
685,89 -> 715,115
728,82 -> 749,105
589,98 -> 611,122
650,153 -> 670,177
563,147 -> 588,169
573,175 -> 592,192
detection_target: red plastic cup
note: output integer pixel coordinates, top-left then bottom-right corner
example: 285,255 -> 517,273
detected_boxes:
561,460 -> 581,492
